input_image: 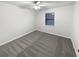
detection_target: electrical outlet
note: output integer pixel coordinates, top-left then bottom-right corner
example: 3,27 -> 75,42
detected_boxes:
78,49 -> 79,52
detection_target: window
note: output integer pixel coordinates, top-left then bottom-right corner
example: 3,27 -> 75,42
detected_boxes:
45,13 -> 54,26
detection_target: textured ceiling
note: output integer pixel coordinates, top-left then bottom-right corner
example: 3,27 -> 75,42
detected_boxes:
0,1 -> 75,10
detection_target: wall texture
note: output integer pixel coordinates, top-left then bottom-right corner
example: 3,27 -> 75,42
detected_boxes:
0,2 -> 36,45
36,6 -> 73,38
72,2 -> 79,57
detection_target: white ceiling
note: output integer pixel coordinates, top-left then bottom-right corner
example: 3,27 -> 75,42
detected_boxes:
1,1 -> 75,10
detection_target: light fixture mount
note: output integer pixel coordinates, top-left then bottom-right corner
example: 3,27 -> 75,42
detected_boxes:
34,1 -> 40,5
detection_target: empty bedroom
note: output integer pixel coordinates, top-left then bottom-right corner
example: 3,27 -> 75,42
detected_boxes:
0,0 -> 79,57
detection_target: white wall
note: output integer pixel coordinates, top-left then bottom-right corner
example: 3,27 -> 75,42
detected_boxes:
36,6 -> 73,38
72,2 -> 79,57
0,2 -> 78,56
0,2 -> 36,45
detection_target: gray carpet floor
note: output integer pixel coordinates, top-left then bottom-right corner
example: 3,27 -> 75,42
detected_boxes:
0,31 -> 76,57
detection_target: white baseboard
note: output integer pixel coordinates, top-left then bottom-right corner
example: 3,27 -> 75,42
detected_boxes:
37,30 -> 71,39
0,30 -> 36,46
71,39 -> 79,57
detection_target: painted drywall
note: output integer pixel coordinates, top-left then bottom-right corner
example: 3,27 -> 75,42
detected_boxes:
36,6 -> 73,38
0,2 -> 36,45
72,2 -> 79,57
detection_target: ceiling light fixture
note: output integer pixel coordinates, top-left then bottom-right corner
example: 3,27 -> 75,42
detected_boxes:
34,1 -> 41,10
36,1 -> 40,5
34,5 -> 41,10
